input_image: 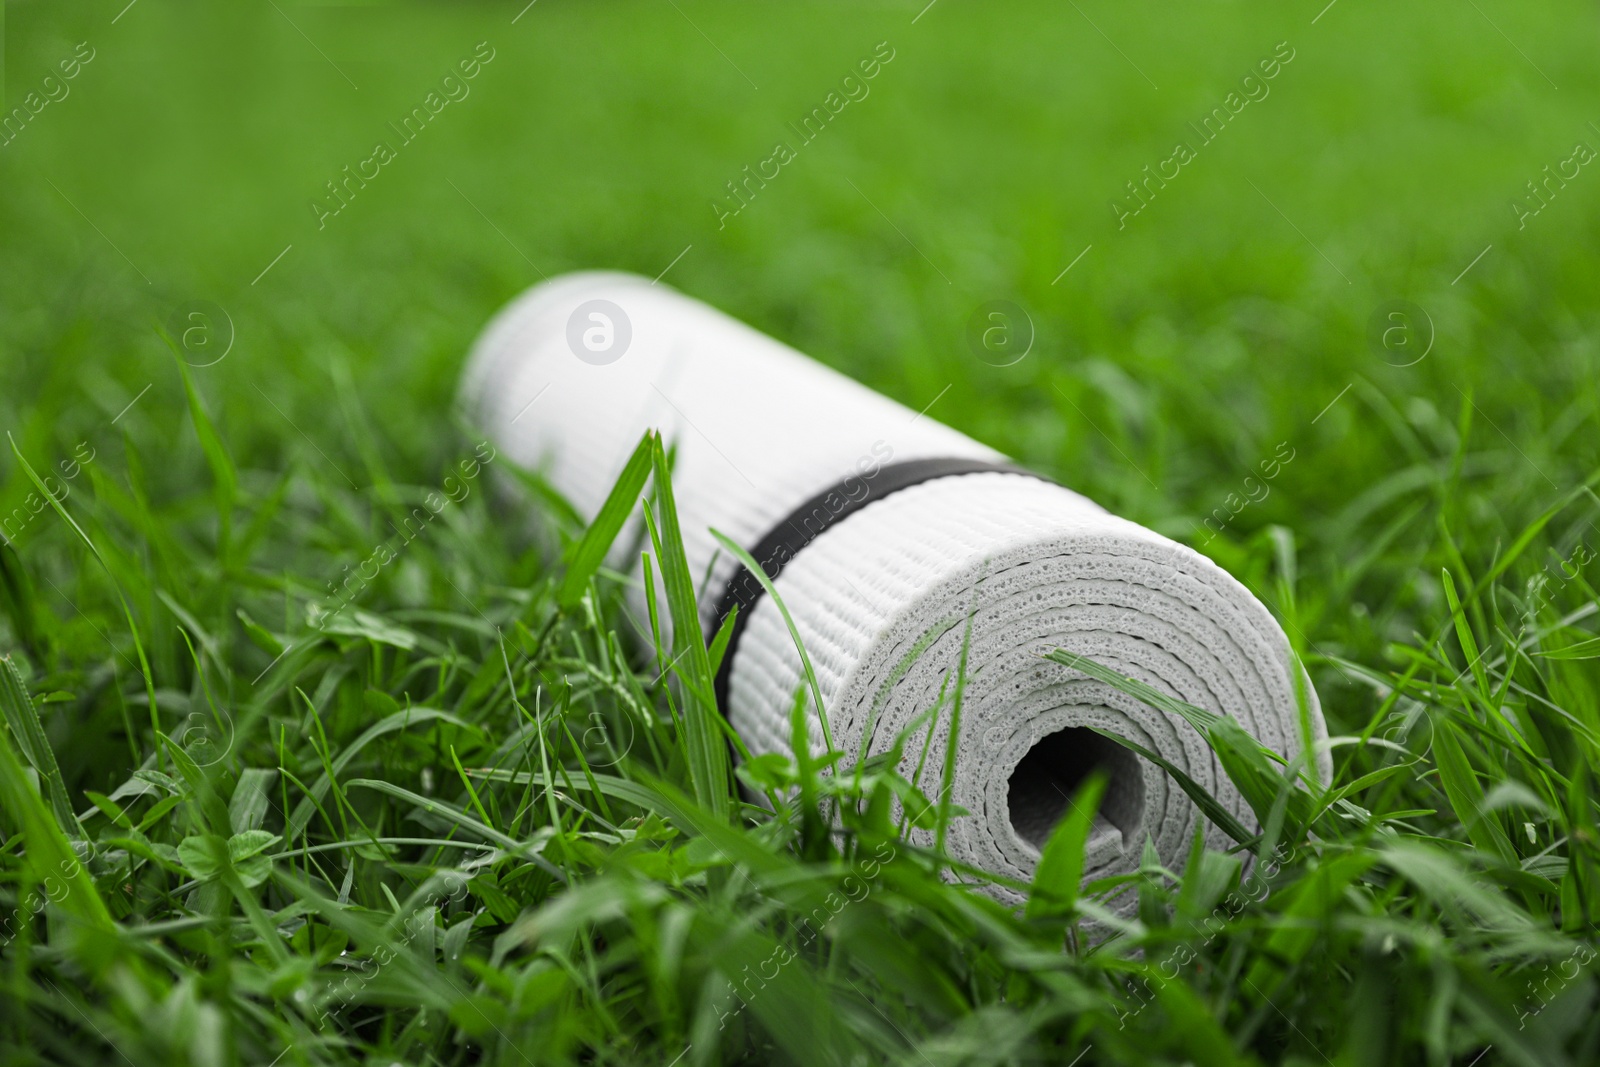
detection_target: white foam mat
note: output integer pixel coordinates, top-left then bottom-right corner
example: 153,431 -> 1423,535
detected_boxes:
461,271 -> 1327,906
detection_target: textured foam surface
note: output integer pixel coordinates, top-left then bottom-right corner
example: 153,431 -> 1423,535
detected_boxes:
461,271 -> 1328,908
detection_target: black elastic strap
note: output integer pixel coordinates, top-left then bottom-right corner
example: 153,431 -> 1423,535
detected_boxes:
710,456 -> 1048,713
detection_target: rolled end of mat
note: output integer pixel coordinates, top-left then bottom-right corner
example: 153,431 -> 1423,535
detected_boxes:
731,471 -> 1327,904
462,272 -> 1327,910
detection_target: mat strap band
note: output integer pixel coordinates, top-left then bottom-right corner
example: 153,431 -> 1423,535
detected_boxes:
710,456 -> 1048,714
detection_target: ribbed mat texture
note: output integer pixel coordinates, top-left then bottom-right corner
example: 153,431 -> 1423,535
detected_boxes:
461,271 -> 1327,906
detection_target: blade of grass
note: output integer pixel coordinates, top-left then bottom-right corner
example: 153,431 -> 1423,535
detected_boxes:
0,656 -> 82,839
1442,568 -> 1491,700
345,778 -> 566,882
708,528 -> 833,755
1087,727 -> 1254,846
164,336 -> 239,563
935,602 -> 976,859
646,432 -> 729,820
1027,769 -> 1107,920
1046,648 -> 1313,836
558,431 -> 653,611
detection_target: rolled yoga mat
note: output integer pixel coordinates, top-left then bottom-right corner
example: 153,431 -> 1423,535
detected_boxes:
460,271 -> 1328,908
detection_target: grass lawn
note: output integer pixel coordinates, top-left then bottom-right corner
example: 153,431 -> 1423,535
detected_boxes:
2,0 -> 1599,1063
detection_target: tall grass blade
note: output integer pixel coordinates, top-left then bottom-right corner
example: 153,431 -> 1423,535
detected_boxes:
558,430 -> 653,610
0,656 -> 81,838
709,528 -> 832,754
166,338 -> 239,560
1027,769 -> 1107,919
1046,648 -> 1313,835
646,432 -> 730,820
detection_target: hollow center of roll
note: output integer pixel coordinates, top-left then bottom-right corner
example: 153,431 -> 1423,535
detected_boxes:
1007,727 -> 1145,852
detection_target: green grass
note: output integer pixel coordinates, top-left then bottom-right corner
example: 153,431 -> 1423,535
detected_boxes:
2,0 -> 1600,1063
